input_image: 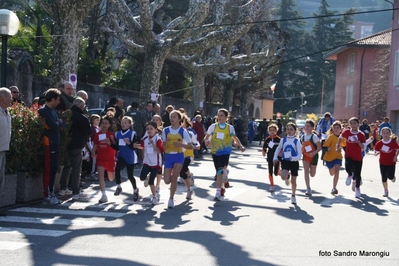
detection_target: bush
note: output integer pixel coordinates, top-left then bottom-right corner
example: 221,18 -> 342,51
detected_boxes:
5,104 -> 45,176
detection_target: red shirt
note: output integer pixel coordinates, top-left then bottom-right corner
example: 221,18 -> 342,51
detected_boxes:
93,131 -> 117,162
374,139 -> 399,166
341,129 -> 366,161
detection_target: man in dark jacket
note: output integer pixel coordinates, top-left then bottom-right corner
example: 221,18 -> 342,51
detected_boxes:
59,97 -> 92,201
56,82 -> 74,111
125,101 -> 144,138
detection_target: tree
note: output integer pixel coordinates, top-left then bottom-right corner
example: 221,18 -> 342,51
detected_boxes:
273,0 -> 309,114
36,0 -> 101,86
108,0 -> 265,106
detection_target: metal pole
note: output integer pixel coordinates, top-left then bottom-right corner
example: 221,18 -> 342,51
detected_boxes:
1,35 -> 8,87
301,96 -> 303,118
320,78 -> 324,115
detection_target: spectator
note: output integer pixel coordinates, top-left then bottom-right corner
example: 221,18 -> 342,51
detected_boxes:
39,88 -> 64,205
153,103 -> 161,115
248,118 -> 256,144
9,86 -> 25,106
59,97 -> 92,201
56,82 -> 74,111
258,118 -> 269,145
192,114 -> 205,156
101,97 -> 118,116
76,90 -> 89,114
276,118 -> 283,136
115,98 -> 125,120
316,112 -> 335,137
0,87 -> 12,216
234,115 -> 245,145
142,101 -> 154,126
378,117 -> 392,135
161,105 -> 174,127
125,101 -> 144,138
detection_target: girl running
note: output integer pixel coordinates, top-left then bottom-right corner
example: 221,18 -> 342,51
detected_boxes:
204,108 -> 245,201
273,122 -> 302,204
114,116 -> 140,201
140,121 -> 164,205
152,114 -> 164,194
323,121 -> 343,195
336,117 -> 366,198
300,119 -> 322,197
374,127 -> 399,197
162,110 -> 193,208
91,116 -> 117,203
261,123 -> 281,192
179,116 -> 201,200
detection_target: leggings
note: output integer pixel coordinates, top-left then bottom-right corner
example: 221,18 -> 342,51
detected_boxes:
140,164 -> 158,186
345,157 -> 363,188
115,157 -> 136,189
267,159 -> 279,176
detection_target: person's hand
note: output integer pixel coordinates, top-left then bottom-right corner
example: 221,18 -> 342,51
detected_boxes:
124,138 -> 130,145
262,150 -> 266,157
104,138 -> 111,145
240,145 -> 245,152
273,159 -> 279,164
91,151 -> 96,158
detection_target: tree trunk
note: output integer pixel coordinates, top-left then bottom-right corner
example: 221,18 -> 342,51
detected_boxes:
139,42 -> 170,107
191,72 -> 206,111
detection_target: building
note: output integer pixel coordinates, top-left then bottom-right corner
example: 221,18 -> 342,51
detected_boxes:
325,29 -> 391,122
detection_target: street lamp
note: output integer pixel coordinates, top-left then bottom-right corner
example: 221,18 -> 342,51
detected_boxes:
0,9 -> 20,87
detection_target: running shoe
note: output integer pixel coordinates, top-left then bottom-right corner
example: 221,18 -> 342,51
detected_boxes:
345,174 -> 353,186
355,188 -> 361,198
351,181 -> 356,192
331,188 -> 338,195
151,196 -> 159,205
133,188 -> 139,202
305,187 -> 312,196
391,177 -> 396,183
269,186 -> 275,192
114,186 -> 122,196
285,178 -> 291,186
58,189 -> 72,196
98,194 -> 108,203
383,190 -> 389,197
186,189 -> 194,200
214,192 -> 222,201
144,176 -> 149,187
168,198 -> 174,208
291,195 -> 297,204
72,192 -> 90,202
222,169 -> 229,183
189,173 -> 195,186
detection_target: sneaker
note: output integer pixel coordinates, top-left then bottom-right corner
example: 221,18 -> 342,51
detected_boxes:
269,186 -> 275,192
114,186 -> 122,196
222,169 -> 229,183
155,185 -> 160,194
221,187 -> 225,196
98,194 -> 108,203
144,176 -> 149,187
305,187 -> 312,196
168,198 -> 174,208
72,192 -> 90,202
391,177 -> 396,183
214,192 -> 222,201
90,173 -> 99,181
351,181 -> 356,192
345,174 -> 353,186
133,188 -> 139,202
189,173 -> 195,186
383,190 -> 389,197
47,194 -> 60,205
58,189 -> 72,196
151,196 -> 159,205
355,188 -> 361,198
285,178 -> 291,186
177,177 -> 184,184
224,182 -> 230,188
186,189 -> 194,200
331,188 -> 338,195
291,195 -> 297,204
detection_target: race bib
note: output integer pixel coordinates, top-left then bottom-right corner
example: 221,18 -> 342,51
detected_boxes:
99,133 -> 106,141
216,132 -> 224,140
146,146 -> 154,154
305,145 -> 312,152
268,141 -> 274,149
349,136 -> 357,142
284,151 -> 291,158
118,139 -> 126,146
381,145 -> 390,152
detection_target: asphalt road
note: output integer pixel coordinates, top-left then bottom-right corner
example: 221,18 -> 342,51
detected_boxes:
0,145 -> 398,266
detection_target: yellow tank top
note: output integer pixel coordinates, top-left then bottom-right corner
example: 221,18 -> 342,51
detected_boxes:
211,123 -> 232,154
165,127 -> 183,154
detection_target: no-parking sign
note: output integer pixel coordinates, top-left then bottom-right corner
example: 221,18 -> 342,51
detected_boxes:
69,73 -> 77,89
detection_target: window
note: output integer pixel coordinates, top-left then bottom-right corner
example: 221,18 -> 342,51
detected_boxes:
345,84 -> 354,107
394,51 -> 399,87
347,53 -> 355,74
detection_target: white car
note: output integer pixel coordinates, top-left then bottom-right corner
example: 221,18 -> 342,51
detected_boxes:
295,119 -> 306,134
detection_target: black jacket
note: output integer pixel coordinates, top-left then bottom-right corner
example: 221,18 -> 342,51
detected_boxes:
67,105 -> 92,150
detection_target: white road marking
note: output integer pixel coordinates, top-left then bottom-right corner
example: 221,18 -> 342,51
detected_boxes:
0,216 -> 102,227
0,241 -> 31,251
0,227 -> 69,237
9,207 -> 125,218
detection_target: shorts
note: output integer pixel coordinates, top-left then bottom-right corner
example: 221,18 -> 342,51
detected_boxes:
164,153 -> 185,169
303,154 -> 319,165
212,154 -> 230,171
281,160 -> 299,176
325,159 -> 342,169
97,159 -> 116,172
380,164 -> 395,183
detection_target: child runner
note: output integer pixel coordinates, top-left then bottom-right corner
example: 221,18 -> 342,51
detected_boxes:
273,122 -> 302,204
179,115 -> 200,200
374,127 -> 399,197
162,110 -> 193,208
140,121 -> 164,205
261,123 -> 281,192
91,116 -> 118,203
88,114 -> 100,180
114,116 -> 141,201
300,119 -> 322,196
336,117 -> 366,198
151,114 -> 164,194
204,108 -> 245,201
323,121 -> 343,195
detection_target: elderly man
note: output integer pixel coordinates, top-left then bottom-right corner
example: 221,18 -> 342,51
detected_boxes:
0,88 -> 12,216
76,90 -> 89,114
116,98 -> 125,120
59,97 -> 92,201
153,103 -> 161,115
56,82 -> 74,111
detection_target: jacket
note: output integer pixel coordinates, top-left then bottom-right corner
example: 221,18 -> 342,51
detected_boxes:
67,105 -> 92,150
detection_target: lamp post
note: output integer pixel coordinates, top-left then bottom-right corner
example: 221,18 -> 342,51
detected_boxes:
300,91 -> 307,118
0,9 -> 20,87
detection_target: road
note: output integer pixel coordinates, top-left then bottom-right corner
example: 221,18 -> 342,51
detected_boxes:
0,145 -> 398,266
